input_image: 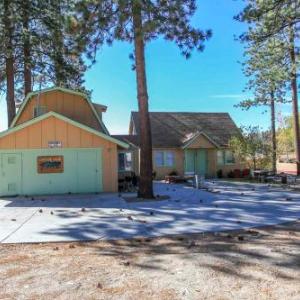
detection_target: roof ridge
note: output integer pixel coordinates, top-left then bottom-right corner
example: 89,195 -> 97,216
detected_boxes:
131,111 -> 230,115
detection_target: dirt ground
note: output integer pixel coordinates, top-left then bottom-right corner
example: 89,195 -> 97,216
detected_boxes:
1,221 -> 300,300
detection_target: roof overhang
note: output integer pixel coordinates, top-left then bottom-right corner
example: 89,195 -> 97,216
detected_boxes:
1,111 -> 129,149
93,102 -> 107,113
10,86 -> 109,134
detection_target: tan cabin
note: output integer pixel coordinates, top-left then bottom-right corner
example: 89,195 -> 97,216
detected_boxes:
113,112 -> 244,180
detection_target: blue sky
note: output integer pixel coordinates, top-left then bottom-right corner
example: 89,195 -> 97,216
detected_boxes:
0,0 -> 293,133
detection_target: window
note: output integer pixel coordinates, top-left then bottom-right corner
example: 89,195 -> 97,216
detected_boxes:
118,152 -> 133,171
225,150 -> 235,164
155,151 -> 164,167
217,150 -> 235,165
33,106 -> 47,118
217,150 -> 224,165
37,156 -> 64,174
155,151 -> 175,167
165,151 -> 175,167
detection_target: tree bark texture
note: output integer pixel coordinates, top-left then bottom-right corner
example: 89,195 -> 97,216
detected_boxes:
132,0 -> 154,198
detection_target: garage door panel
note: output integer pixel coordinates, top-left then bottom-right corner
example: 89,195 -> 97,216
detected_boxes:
22,150 -> 78,195
0,153 -> 22,196
0,149 -> 102,196
77,151 -> 99,193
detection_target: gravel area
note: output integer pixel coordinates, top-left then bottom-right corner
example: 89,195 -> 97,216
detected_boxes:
1,221 -> 300,300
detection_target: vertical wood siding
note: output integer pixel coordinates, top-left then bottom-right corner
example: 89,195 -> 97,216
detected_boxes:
15,90 -> 102,132
0,116 -> 118,192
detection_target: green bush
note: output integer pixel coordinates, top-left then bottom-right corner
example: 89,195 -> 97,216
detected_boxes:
217,169 -> 223,178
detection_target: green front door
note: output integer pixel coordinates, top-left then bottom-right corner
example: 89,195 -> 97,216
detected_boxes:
196,149 -> 207,176
1,153 -> 22,196
184,149 -> 207,176
185,149 -> 196,173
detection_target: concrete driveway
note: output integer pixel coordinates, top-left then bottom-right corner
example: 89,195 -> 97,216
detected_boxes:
0,181 -> 300,243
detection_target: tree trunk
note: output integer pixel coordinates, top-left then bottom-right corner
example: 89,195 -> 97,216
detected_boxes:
3,0 -> 16,126
52,1 -> 64,86
23,0 -> 32,96
132,0 -> 154,198
270,92 -> 277,173
289,24 -> 300,175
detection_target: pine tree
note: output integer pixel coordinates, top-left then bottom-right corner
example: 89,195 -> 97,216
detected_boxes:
237,37 -> 289,172
38,0 -> 88,90
0,0 -> 92,126
0,0 -> 17,125
78,0 -> 211,198
236,0 -> 300,173
20,0 -> 32,95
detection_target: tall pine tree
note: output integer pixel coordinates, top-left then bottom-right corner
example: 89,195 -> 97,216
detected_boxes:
0,0 -> 92,126
236,0 -> 300,173
237,37 -> 289,172
0,0 -> 17,125
78,0 -> 211,198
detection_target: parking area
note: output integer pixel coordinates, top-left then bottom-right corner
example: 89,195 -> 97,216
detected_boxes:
0,181 -> 300,243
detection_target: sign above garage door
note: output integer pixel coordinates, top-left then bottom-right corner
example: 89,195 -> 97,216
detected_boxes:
48,141 -> 62,148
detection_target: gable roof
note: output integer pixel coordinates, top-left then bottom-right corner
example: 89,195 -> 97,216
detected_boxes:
182,131 -> 220,149
1,111 -> 129,148
111,135 -> 140,148
10,86 -> 109,134
130,112 -> 240,148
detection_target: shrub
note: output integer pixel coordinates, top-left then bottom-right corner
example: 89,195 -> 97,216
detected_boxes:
217,169 -> 223,178
169,170 -> 178,176
242,169 -> 250,177
234,169 -> 241,178
227,170 -> 234,178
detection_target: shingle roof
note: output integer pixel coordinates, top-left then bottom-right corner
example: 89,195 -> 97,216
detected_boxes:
111,134 -> 140,148
130,112 -> 240,148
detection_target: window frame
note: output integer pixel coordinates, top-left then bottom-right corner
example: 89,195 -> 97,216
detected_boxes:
33,106 -> 47,118
224,150 -> 235,165
217,150 -> 235,166
118,151 -> 133,172
154,151 -> 164,167
154,150 -> 175,168
217,150 -> 224,166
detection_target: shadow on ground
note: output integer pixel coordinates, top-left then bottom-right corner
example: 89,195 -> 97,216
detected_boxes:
1,181 -> 300,244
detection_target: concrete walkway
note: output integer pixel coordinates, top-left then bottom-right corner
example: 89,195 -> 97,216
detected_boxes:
0,181 -> 300,243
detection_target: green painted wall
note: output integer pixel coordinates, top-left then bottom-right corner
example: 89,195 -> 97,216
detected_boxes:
0,148 -> 102,196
